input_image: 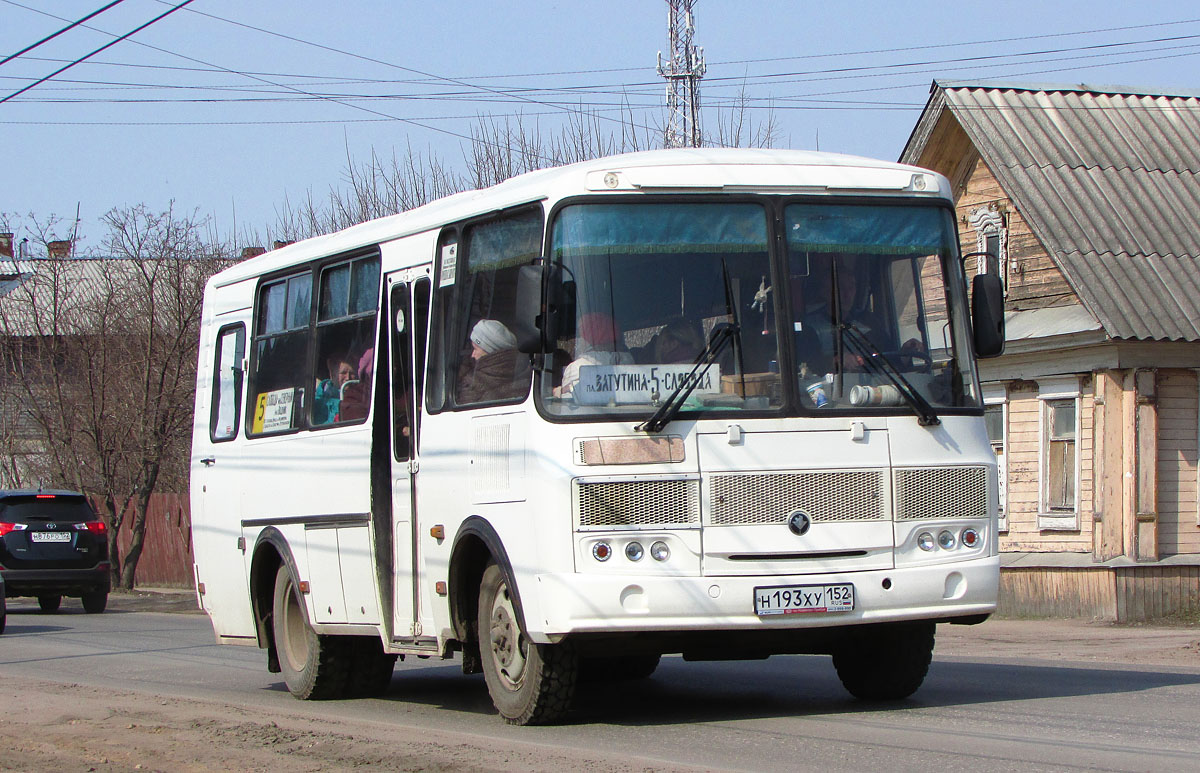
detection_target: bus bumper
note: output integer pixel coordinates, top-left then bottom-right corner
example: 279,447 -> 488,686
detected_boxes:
530,555 -> 998,642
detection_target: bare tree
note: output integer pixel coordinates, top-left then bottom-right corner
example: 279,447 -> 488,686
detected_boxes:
0,204 -> 232,588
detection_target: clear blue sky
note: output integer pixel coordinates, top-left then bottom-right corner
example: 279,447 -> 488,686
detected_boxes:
2,0 -> 1197,250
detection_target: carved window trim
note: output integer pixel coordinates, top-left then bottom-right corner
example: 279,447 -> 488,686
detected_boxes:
967,203 -> 1008,294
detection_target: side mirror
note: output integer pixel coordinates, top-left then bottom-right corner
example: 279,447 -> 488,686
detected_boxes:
513,262 -> 564,354
971,273 -> 1005,358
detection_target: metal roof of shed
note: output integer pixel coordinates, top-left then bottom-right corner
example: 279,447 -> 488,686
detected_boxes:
900,80 -> 1200,342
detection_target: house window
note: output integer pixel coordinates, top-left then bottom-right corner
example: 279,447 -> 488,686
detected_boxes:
967,204 -> 1007,293
1038,377 -> 1080,530
983,383 -> 1007,532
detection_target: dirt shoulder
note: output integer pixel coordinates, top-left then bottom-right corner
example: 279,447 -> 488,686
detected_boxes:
938,617 -> 1200,668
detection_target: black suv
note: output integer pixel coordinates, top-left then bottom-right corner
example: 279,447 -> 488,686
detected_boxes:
0,489 -> 110,613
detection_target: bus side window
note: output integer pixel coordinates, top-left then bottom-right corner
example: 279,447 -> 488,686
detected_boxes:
313,255 -> 381,426
210,324 -> 245,442
249,272 -> 312,436
447,207 -> 542,408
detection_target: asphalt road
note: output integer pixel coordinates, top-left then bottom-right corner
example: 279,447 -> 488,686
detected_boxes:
2,596 -> 1199,772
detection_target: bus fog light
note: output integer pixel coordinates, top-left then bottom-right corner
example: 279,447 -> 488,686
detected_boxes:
961,528 -> 980,548
650,541 -> 670,561
592,542 -> 612,561
625,541 -> 644,561
917,532 -> 936,551
938,530 -> 957,550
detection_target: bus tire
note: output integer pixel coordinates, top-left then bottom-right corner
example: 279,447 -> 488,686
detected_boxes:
832,622 -> 935,701
344,636 -> 397,698
478,562 -> 577,725
272,565 -> 349,700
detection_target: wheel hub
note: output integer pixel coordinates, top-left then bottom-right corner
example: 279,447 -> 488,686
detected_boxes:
488,583 -> 527,689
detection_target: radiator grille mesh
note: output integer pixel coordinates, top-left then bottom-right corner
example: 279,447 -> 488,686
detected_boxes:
894,466 -> 988,521
575,479 -> 699,528
708,470 -> 885,526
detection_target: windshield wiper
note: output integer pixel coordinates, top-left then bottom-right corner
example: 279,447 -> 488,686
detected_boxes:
636,322 -> 740,433
840,323 -> 941,426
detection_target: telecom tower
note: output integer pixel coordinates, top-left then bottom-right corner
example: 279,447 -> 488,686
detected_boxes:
657,0 -> 706,148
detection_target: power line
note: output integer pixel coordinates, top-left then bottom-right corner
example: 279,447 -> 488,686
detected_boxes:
0,0 -> 194,105
0,0 -> 127,68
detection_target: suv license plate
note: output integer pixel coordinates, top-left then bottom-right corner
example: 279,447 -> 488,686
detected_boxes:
32,531 -> 72,543
754,584 -> 855,616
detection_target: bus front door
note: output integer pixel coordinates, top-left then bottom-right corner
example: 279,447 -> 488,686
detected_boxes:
387,275 -> 430,642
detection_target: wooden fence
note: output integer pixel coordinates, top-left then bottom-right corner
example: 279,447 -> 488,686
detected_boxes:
97,493 -> 194,588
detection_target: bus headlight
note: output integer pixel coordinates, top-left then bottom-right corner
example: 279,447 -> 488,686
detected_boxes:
650,541 -> 670,561
625,541 -> 644,561
937,530 -> 957,550
917,532 -> 936,551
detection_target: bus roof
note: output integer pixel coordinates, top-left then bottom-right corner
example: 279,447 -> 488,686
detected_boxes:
212,148 -> 947,287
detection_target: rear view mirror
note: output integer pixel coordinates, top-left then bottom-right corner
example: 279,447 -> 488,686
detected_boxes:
513,261 -> 565,353
971,273 -> 1005,358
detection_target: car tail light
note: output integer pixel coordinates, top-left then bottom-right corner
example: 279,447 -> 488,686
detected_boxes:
0,522 -> 28,536
74,521 -> 107,532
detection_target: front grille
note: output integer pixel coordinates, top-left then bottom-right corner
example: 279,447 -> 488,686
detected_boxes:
894,466 -> 988,521
708,470 -> 886,526
575,478 -> 699,528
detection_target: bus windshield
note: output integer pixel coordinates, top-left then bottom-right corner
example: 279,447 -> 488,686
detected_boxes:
539,199 -> 978,421
785,202 -> 977,413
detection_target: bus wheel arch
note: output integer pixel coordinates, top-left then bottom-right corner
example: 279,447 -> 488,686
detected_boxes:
249,528 -> 298,672
448,518 -> 526,665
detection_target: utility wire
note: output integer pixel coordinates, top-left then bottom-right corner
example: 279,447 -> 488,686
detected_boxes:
0,0 -> 127,68
0,0 -> 193,105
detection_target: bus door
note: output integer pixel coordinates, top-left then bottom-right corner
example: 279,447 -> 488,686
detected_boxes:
193,317 -> 257,639
387,273 -> 431,640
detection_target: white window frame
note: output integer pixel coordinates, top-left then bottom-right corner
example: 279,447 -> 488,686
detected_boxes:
982,382 -> 1008,533
967,204 -> 1008,294
1037,376 -> 1081,531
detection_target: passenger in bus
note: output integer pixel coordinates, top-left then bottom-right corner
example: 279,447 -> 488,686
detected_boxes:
313,354 -> 358,424
795,258 -> 923,380
338,348 -> 374,421
632,317 -> 706,364
556,312 -> 634,397
458,319 -> 530,403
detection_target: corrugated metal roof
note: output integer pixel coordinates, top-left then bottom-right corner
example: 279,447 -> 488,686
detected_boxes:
901,80 -> 1200,341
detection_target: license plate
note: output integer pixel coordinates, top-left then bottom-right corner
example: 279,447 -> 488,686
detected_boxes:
31,531 -> 72,543
754,583 -> 855,615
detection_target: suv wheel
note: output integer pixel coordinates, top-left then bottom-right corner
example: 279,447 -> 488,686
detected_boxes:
38,594 -> 62,613
82,590 -> 108,614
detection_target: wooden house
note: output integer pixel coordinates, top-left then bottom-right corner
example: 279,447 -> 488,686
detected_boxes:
901,81 -> 1200,620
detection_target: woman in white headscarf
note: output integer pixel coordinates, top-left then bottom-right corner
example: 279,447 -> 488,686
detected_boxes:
458,319 -> 530,403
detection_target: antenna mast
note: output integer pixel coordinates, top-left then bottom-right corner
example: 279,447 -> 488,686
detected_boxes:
657,0 -> 705,148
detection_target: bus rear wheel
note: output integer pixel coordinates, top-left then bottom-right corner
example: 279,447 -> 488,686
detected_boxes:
832,621 -> 935,701
272,565 -> 349,700
344,636 -> 397,698
477,562 -> 577,725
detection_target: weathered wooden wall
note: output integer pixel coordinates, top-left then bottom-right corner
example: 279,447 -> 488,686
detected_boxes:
999,567 -> 1117,620
1157,370 -> 1200,556
100,493 -> 194,588
1115,565 -> 1200,621
1000,381 -> 1095,553
1001,565 -> 1200,622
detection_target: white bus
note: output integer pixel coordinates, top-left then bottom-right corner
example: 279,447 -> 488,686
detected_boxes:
191,148 -> 1005,725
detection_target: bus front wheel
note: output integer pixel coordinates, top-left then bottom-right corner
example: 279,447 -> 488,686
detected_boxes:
832,621 -> 935,701
477,562 -> 577,725
272,565 -> 349,700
